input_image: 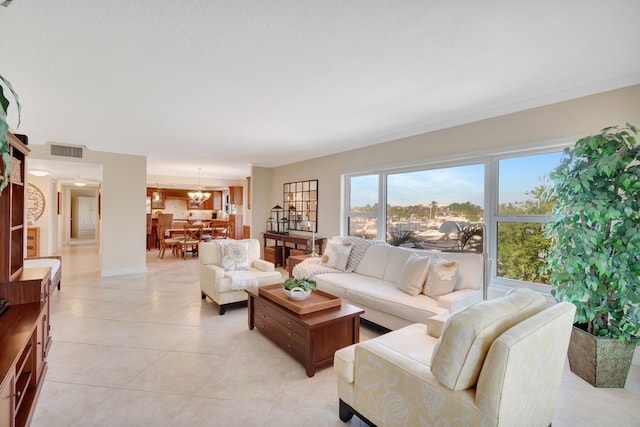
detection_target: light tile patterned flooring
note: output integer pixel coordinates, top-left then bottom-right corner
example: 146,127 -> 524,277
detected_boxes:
31,242 -> 640,426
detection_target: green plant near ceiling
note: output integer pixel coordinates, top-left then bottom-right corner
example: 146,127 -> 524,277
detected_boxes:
1,0 -> 21,196
543,123 -> 640,342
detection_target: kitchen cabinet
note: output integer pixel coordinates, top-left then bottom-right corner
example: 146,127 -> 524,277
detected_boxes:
229,186 -> 243,205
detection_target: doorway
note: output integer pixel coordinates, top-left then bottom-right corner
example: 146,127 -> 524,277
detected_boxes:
70,188 -> 99,242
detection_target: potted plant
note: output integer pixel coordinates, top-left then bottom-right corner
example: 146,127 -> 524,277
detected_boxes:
0,74 -> 20,196
543,123 -> 639,387
1,2 -> 20,196
283,277 -> 317,300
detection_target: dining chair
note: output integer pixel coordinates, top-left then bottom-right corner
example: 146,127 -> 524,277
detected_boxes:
177,224 -> 204,259
157,224 -> 181,258
212,221 -> 231,239
146,214 -> 152,251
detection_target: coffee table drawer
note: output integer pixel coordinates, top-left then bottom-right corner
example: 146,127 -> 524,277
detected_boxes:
254,316 -> 305,361
255,298 -> 306,337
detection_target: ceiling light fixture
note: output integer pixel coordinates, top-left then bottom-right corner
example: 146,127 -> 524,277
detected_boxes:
29,169 -> 50,177
74,179 -> 86,187
188,168 -> 210,205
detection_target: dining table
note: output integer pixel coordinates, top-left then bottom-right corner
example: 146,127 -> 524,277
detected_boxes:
167,220 -> 232,240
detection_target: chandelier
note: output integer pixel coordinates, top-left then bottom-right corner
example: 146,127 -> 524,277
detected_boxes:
188,168 -> 211,205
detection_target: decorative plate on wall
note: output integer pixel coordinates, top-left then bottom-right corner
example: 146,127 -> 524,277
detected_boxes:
27,183 -> 46,222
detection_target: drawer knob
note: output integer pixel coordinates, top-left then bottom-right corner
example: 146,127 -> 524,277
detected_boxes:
15,391 -> 21,399
287,321 -> 291,325
288,332 -> 292,336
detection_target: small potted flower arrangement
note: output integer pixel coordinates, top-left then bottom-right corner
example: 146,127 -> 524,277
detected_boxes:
283,277 -> 317,300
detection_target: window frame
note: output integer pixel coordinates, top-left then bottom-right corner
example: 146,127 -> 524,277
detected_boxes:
343,140 -> 572,294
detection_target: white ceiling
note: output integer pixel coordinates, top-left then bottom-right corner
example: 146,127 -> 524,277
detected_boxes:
2,1 -> 639,182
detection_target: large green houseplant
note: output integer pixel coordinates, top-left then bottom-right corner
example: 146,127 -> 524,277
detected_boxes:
0,74 -> 20,195
543,123 -> 639,387
1,1 -> 20,196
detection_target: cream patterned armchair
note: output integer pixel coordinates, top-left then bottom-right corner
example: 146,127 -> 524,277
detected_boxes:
200,239 -> 282,314
334,288 -> 575,427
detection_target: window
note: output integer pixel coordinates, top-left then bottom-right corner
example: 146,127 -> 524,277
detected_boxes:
344,147 -> 565,290
494,151 -> 562,286
346,174 -> 380,239
386,165 -> 484,250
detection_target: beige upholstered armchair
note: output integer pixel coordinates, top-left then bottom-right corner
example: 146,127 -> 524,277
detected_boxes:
200,239 -> 282,314
334,288 -> 575,427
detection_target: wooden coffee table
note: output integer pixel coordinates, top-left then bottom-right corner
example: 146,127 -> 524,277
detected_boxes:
246,286 -> 364,377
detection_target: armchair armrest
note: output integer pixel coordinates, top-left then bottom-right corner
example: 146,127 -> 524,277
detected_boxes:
437,289 -> 482,313
200,264 -> 225,284
252,258 -> 275,272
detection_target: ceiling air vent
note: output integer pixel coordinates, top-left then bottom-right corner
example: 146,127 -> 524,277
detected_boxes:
50,144 -> 84,159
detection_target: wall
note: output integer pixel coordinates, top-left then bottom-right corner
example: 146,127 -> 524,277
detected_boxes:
27,145 -> 147,277
25,174 -> 53,256
251,84 -> 640,243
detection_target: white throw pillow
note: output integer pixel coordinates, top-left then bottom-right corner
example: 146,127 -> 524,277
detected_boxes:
321,241 -> 353,271
219,241 -> 250,271
397,254 -> 431,296
423,257 -> 459,297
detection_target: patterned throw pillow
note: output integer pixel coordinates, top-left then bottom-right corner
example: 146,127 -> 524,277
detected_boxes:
219,241 -> 250,271
423,257 -> 459,297
321,241 -> 353,271
344,236 -> 388,272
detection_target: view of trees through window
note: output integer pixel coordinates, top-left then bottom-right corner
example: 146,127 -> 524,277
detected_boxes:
346,151 -> 563,286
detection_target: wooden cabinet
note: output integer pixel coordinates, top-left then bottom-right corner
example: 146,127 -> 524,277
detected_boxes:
0,133 -> 29,283
228,214 -> 243,239
229,186 -> 243,205
149,189 -> 165,209
0,134 -> 50,426
148,188 -> 216,210
0,267 -> 51,427
26,227 -> 39,258
212,191 -> 222,211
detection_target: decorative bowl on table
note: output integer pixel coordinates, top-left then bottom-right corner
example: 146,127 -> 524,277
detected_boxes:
282,278 -> 317,301
283,287 -> 311,300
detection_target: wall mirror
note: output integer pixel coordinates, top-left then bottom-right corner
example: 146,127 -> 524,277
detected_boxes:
283,179 -> 318,232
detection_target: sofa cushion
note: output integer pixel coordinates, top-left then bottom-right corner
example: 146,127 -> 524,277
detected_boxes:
397,254 -> 431,296
423,257 -> 459,297
344,236 -> 388,272
355,245 -> 390,280
382,246 -> 415,283
321,240 -> 353,271
430,287 -> 547,391
343,280 -> 446,324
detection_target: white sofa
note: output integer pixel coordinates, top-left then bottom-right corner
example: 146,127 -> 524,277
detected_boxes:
200,239 -> 282,314
293,237 -> 483,330
335,288 -> 576,426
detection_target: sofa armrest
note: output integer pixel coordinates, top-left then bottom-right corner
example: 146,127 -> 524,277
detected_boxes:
200,264 -> 225,285
438,289 -> 482,313
252,259 -> 275,272
426,314 -> 448,338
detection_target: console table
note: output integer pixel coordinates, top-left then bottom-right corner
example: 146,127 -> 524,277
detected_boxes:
262,232 -> 326,267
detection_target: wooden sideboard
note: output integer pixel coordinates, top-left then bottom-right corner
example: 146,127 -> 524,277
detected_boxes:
262,232 -> 325,267
0,267 -> 52,427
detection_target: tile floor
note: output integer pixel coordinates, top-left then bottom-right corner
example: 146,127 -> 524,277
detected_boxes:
31,242 -> 640,426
